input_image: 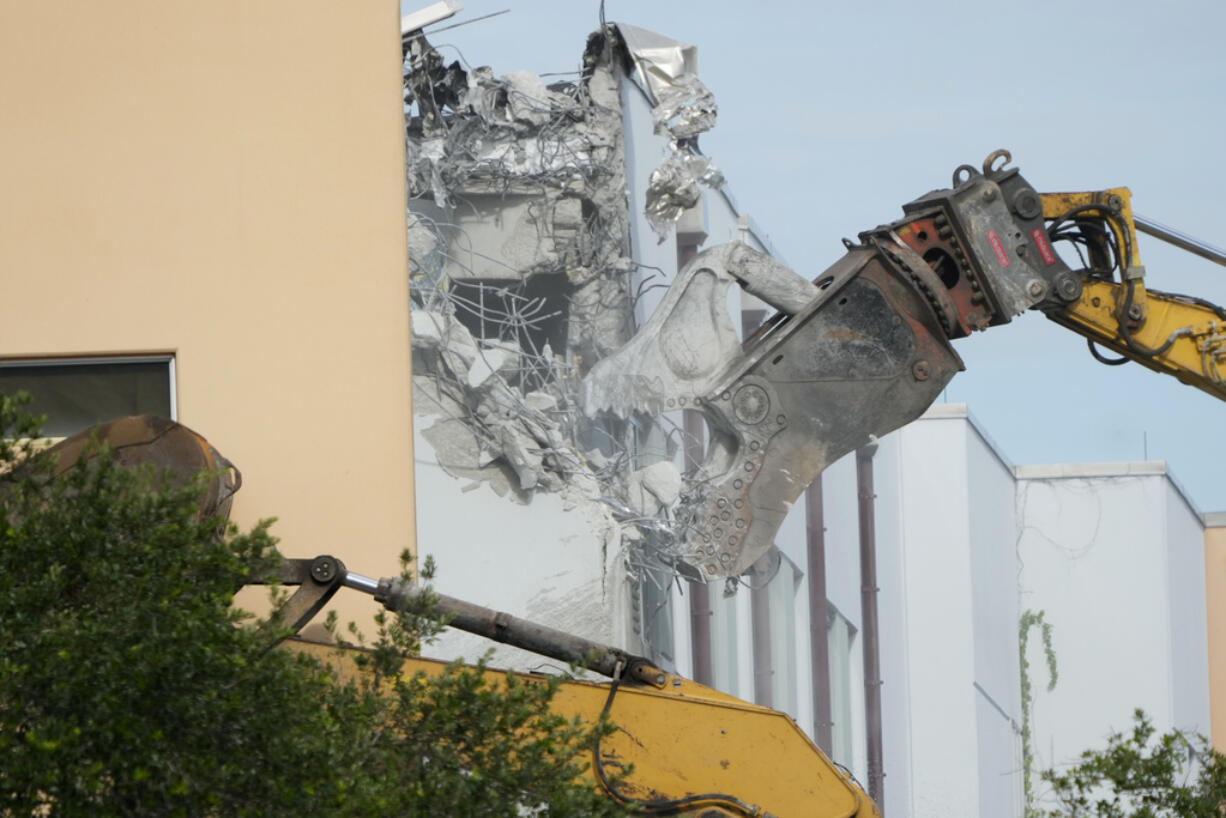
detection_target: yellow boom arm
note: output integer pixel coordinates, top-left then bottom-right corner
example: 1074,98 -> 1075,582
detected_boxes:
1040,189 -> 1226,400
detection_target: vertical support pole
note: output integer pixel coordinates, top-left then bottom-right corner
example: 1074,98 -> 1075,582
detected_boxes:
751,579 -> 772,707
683,408 -> 713,686
857,442 -> 885,810
806,475 -> 834,754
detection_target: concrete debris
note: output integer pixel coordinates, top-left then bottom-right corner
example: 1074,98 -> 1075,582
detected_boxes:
625,461 -> 683,517
405,28 -> 635,367
581,242 -> 820,418
405,26 -> 729,590
581,243 -> 741,418
412,309 -> 584,494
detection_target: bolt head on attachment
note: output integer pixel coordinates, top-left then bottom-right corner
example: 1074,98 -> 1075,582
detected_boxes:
311,557 -> 337,583
1027,280 -> 1047,299
912,360 -> 931,381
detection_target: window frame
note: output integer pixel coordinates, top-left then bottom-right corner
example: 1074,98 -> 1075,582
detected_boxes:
0,354 -> 178,438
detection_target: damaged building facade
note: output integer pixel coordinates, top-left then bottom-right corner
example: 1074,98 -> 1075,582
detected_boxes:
404,19 -> 1211,818
406,23 -> 748,677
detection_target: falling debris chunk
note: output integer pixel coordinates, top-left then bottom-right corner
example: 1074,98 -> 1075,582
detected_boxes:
644,151 -> 725,241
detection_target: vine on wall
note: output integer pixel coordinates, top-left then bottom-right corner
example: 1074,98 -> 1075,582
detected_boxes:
1019,609 -> 1058,817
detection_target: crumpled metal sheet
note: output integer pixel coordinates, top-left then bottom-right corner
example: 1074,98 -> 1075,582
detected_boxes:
614,23 -> 717,139
644,150 -> 724,239
613,23 -> 722,238
651,75 -> 718,140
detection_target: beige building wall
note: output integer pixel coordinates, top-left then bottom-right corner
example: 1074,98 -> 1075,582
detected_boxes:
0,2 -> 414,628
1206,515 -> 1226,752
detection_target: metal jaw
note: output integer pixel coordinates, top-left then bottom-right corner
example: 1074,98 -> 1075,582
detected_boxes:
585,151 -> 1079,580
584,242 -> 963,581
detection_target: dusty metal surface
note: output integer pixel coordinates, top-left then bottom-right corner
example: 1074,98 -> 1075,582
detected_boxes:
41,415 -> 241,520
583,241 -> 961,579
580,151 -> 1124,579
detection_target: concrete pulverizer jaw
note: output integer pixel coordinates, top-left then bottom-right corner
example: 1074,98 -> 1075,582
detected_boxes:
583,241 -> 965,581
675,246 -> 963,580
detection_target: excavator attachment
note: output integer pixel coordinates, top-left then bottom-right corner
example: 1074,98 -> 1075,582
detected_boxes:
584,150 -> 1085,580
39,415 -> 241,520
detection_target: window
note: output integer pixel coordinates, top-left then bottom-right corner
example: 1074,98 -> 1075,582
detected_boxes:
709,579 -> 741,695
447,276 -> 572,390
0,356 -> 175,438
640,562 -> 675,665
768,557 -> 802,717
827,605 -> 859,767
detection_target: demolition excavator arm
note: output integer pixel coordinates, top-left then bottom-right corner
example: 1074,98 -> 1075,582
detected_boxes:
584,149 -> 1226,581
27,151 -> 1224,818
31,423 -> 880,817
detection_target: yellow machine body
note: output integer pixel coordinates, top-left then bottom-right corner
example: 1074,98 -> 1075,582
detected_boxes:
288,640 -> 878,818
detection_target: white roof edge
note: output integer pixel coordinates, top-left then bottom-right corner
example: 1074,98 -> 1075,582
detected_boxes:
919,404 -> 1206,517
401,0 -> 462,35
1203,511 -> 1226,527
918,402 -> 1015,471
1014,461 -> 1169,479
1015,461 -> 1204,518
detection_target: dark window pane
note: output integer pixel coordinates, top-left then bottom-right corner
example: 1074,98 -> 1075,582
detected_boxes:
0,360 -> 171,437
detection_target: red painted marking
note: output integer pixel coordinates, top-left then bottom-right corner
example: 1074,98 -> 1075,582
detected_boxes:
986,229 -> 1011,267
1031,227 -> 1057,266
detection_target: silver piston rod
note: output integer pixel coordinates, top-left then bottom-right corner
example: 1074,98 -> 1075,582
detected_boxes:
344,570 -> 667,686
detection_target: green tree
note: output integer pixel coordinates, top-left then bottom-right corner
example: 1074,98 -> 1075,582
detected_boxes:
0,392 -> 622,817
1040,709 -> 1226,818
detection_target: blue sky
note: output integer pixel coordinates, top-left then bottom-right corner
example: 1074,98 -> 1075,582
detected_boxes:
404,0 -> 1226,511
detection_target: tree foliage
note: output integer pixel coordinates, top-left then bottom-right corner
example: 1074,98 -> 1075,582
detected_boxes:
0,393 -> 623,816
1040,709 -> 1226,818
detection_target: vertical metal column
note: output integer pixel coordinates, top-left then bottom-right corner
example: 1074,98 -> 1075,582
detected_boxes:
751,580 -> 772,707
857,443 -> 884,810
683,408 -> 713,686
806,475 -> 834,754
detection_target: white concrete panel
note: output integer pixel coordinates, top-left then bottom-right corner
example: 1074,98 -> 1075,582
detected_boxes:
1018,474 -> 1173,773
1165,481 -> 1211,734
413,424 -> 626,672
897,417 -> 981,817
869,431 -> 914,818
975,689 -> 1023,818
964,420 -> 1024,812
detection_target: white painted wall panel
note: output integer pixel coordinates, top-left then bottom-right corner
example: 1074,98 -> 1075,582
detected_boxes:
1165,482 -> 1211,734
897,417 -> 980,817
1018,474 -> 1173,773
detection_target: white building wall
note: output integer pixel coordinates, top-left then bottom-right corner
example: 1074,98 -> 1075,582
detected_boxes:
1165,482 -> 1210,734
872,431 -> 915,818
1016,465 -> 1208,785
963,417 -> 1024,817
894,414 -> 981,818
862,406 -> 1024,817
412,419 -> 628,670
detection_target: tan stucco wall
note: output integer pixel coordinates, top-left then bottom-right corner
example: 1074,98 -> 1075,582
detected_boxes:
0,2 -> 414,628
1207,527 -> 1226,751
